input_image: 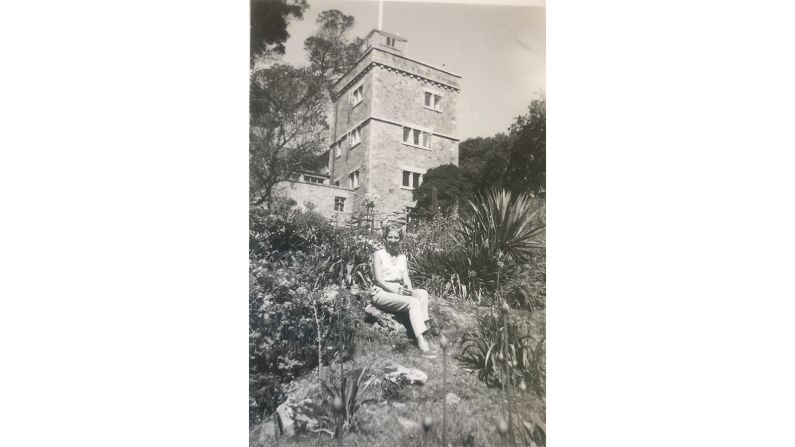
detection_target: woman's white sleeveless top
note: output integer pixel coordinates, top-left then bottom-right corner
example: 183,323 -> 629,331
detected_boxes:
374,249 -> 406,282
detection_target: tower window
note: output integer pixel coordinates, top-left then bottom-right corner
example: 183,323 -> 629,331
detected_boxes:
402,125 -> 431,149
350,84 -> 363,106
386,36 -> 396,47
348,127 -> 361,147
348,169 -> 360,189
423,90 -> 443,111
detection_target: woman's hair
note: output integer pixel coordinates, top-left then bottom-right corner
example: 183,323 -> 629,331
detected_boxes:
381,223 -> 404,241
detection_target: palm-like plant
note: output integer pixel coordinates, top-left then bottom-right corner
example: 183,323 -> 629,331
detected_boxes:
455,189 -> 545,265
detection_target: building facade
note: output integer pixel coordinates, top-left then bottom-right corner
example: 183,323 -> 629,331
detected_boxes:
277,29 -> 461,226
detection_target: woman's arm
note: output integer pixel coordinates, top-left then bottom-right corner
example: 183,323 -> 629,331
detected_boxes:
401,255 -> 413,291
372,252 -> 401,294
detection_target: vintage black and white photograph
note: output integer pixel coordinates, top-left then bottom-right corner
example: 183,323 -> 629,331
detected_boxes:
11,1 -> 795,446
249,0 -> 545,445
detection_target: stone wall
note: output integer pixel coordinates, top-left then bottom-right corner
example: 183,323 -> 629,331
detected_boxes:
273,181 -> 355,225
329,65 -> 375,191
371,63 -> 460,140
365,120 -> 458,214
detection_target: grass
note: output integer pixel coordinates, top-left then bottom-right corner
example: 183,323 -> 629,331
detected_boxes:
267,296 -> 545,447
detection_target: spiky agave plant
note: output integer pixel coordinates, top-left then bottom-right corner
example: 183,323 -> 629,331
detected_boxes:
455,189 -> 545,265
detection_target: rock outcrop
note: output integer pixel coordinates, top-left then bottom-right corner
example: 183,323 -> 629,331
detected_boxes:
364,304 -> 409,335
249,419 -> 278,446
272,374 -> 330,438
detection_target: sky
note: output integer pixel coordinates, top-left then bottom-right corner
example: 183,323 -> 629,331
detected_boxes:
278,0 -> 545,140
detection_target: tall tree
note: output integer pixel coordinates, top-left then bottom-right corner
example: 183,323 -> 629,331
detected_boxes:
250,0 -> 309,66
304,10 -> 364,94
249,9 -> 364,206
506,98 -> 546,199
457,98 -> 546,199
459,133 -> 512,194
249,65 -> 328,206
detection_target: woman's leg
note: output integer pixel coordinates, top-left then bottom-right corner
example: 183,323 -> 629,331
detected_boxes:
372,290 -> 429,340
411,289 -> 430,324
410,289 -> 432,349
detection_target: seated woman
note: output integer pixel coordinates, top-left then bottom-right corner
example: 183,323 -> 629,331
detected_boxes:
371,224 -> 434,354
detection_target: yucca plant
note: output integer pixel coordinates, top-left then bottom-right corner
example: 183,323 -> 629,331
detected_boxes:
411,190 -> 544,302
455,189 -> 545,265
321,366 -> 377,436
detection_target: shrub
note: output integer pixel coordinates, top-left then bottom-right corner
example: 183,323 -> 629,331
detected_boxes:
249,254 -> 362,424
250,208 -> 377,289
249,206 -> 336,258
248,209 -> 386,424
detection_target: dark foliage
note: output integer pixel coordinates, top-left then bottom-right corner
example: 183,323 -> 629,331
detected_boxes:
250,0 -> 309,65
249,65 -> 329,206
459,133 -> 512,194
506,98 -> 546,199
304,10 -> 364,92
412,164 -> 472,216
458,98 -> 545,199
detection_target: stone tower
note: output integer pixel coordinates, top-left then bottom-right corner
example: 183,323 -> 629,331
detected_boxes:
327,29 -> 461,223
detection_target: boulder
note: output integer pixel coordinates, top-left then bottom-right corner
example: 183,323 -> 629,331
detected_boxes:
384,364 -> 428,386
249,419 -> 278,446
273,374 -> 329,438
364,304 -> 408,335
